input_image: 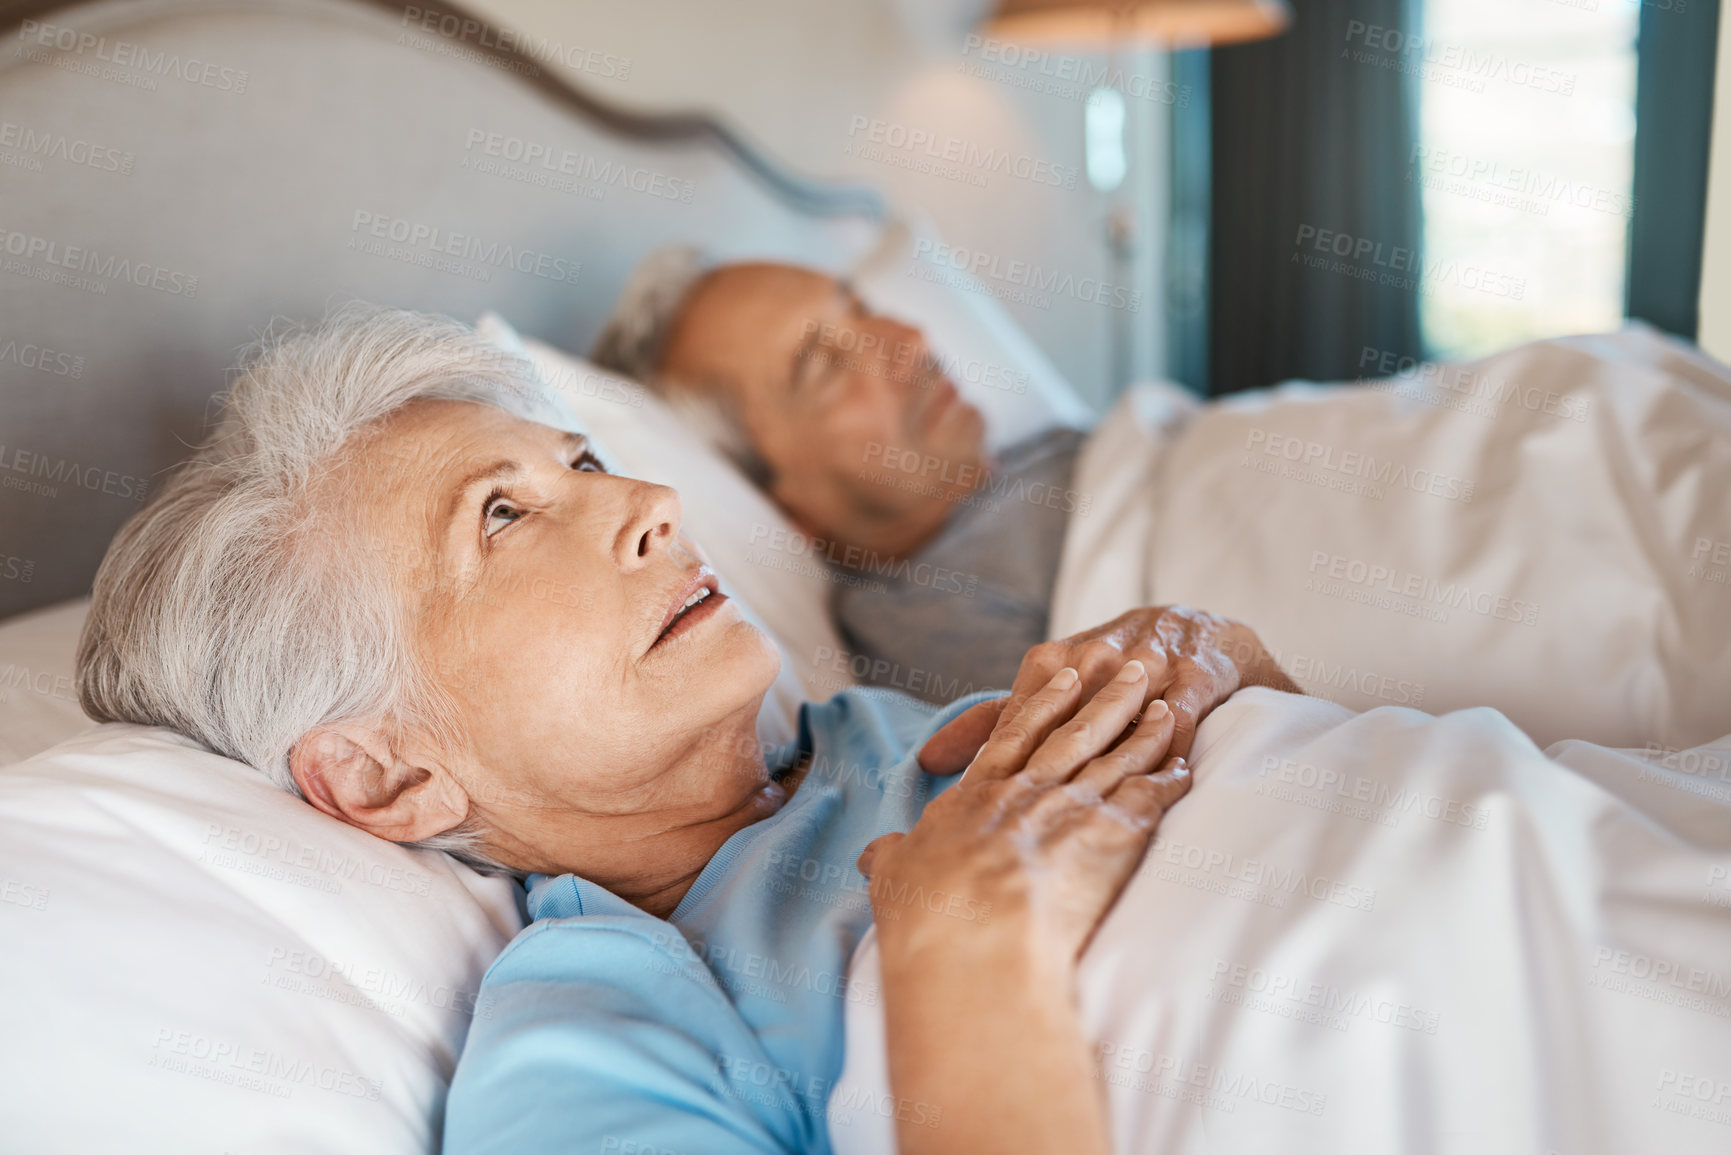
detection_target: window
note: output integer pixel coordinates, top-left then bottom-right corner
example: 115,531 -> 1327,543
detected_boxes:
1416,0 -> 1640,360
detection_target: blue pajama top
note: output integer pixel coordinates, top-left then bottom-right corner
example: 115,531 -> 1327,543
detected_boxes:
441,688 -> 997,1155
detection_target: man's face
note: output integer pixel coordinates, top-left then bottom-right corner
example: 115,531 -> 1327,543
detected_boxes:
660,264 -> 987,545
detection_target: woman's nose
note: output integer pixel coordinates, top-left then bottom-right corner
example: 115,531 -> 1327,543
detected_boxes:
614,482 -> 682,568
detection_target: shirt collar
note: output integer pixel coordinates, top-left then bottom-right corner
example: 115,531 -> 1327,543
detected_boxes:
522,707 -> 817,924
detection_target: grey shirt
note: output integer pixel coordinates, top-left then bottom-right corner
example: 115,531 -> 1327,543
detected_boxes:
831,427 -> 1086,704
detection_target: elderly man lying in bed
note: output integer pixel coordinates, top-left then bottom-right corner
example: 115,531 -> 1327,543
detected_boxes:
589,249 -> 1731,757
74,305 -> 1298,1155
76,307 -> 1731,1155
590,247 -> 1069,711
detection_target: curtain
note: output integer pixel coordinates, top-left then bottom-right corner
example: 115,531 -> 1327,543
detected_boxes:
1626,0 -> 1721,340
1207,0 -> 1425,396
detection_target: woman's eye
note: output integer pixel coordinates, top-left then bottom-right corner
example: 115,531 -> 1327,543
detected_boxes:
572,451 -> 605,473
482,491 -> 522,538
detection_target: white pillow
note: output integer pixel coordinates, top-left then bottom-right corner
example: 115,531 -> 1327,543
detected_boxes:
476,312 -> 851,726
0,723 -> 524,1155
847,215 -> 1098,450
0,596 -> 97,765
476,224 -> 1098,711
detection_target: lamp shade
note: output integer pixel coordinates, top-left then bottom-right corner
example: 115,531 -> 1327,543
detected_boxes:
987,0 -> 1292,47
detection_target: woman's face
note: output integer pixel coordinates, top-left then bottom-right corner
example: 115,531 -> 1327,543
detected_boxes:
328,398 -> 783,892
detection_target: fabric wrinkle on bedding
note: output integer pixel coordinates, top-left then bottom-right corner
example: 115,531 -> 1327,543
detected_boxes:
830,689 -> 1731,1155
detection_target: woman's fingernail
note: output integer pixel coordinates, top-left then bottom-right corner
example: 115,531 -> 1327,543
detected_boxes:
1114,659 -> 1146,683
1144,699 -> 1170,718
1051,667 -> 1080,690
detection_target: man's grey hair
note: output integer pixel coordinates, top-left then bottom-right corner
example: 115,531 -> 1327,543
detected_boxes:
590,245 -> 775,487
75,302 -> 572,877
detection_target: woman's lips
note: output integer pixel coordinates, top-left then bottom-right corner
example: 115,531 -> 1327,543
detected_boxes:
650,569 -> 725,650
653,587 -> 726,647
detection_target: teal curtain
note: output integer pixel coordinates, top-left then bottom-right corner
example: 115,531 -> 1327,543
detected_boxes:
1206,0 -> 1425,396
1626,0 -> 1721,340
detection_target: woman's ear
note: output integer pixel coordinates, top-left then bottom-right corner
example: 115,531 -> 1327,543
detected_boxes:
289,722 -> 470,843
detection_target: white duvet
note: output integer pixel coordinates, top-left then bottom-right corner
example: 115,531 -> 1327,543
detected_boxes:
1049,323 -> 1731,751
828,689 -> 1731,1155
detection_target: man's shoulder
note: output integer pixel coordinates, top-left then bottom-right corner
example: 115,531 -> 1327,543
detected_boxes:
996,424 -> 1087,473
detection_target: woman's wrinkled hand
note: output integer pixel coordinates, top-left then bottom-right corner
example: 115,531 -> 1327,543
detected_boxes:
920,605 -> 1300,778
857,660 -> 1191,973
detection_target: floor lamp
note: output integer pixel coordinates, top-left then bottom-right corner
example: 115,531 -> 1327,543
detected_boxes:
983,0 -> 1292,394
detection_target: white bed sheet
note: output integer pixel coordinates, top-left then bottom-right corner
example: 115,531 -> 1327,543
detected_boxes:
830,689 -> 1731,1155
1050,324 -> 1731,751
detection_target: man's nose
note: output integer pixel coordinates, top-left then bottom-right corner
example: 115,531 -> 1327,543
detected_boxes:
880,319 -> 929,388
613,481 -> 682,568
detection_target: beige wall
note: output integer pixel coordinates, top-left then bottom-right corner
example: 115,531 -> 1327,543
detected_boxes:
1699,7 -> 1731,361
462,0 -> 1171,408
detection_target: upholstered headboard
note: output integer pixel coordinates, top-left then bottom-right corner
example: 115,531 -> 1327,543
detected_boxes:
0,0 -> 885,619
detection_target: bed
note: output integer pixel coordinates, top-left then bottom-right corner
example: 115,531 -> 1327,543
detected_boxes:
4,0 -> 1730,1152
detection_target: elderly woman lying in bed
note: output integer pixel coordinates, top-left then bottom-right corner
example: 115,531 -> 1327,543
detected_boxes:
74,306 -> 1298,1155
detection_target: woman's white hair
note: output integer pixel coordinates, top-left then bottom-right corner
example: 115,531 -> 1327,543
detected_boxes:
75,302 -> 572,877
